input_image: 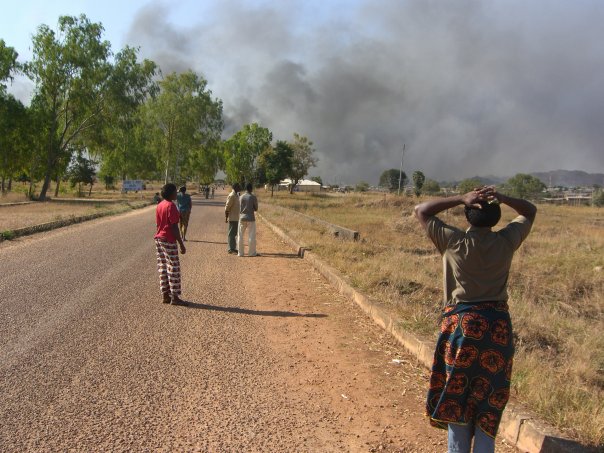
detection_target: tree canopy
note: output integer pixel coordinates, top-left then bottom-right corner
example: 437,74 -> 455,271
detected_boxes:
287,133 -> 317,194
258,140 -> 293,196
223,123 -> 273,185
457,178 -> 483,194
504,173 -> 546,198
412,170 -> 425,197
379,168 -> 406,192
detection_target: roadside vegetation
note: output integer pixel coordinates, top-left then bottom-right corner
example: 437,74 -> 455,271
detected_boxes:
261,190 -> 603,446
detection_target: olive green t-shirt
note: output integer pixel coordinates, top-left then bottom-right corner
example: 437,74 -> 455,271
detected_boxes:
426,216 -> 532,305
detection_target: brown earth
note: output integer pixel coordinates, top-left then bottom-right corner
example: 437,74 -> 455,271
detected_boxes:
0,190 -> 517,452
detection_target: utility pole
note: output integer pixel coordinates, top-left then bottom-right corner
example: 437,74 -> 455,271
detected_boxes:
397,143 -> 405,196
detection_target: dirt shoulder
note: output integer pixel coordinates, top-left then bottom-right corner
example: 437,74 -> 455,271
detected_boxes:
242,219 -> 518,452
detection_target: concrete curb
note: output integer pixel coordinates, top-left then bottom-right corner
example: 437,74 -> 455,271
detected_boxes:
0,201 -> 33,208
258,212 -> 594,453
0,201 -> 153,242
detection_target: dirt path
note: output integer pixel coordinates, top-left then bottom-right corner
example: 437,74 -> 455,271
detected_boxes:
0,191 -> 517,452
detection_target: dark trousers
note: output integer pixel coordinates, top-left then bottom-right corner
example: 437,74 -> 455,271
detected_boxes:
227,221 -> 238,251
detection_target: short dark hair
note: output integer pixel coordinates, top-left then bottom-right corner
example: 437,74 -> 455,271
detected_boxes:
161,183 -> 177,200
179,186 -> 186,193
464,201 -> 501,228
233,183 -> 241,192
246,182 -> 253,192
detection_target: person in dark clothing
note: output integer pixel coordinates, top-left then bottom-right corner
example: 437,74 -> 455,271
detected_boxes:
238,183 -> 259,257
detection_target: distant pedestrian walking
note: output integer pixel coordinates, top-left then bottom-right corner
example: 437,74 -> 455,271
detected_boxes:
176,186 -> 192,241
225,183 -> 241,254
211,186 -> 215,199
415,186 -> 536,453
154,183 -> 187,306
238,183 -> 259,257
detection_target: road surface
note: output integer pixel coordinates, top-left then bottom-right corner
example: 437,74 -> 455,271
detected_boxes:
0,191 -> 517,452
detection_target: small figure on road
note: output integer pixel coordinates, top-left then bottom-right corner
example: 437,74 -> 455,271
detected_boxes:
155,183 -> 188,306
238,183 -> 259,257
415,186 -> 536,453
153,192 -> 161,204
225,183 -> 241,254
211,186 -> 215,199
176,186 -> 192,241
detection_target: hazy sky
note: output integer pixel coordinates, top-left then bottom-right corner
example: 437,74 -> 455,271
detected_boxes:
3,0 -> 604,184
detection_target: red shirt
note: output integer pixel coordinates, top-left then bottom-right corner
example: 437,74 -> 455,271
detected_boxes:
154,200 -> 180,243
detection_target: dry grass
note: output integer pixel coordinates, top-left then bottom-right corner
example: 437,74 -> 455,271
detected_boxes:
260,190 -> 604,447
0,202 -> 135,231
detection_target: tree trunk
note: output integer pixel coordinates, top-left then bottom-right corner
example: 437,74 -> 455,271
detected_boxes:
88,182 -> 93,197
271,184 -> 274,197
1,176 -> 5,193
7,177 -> 12,191
54,176 -> 61,198
39,173 -> 52,200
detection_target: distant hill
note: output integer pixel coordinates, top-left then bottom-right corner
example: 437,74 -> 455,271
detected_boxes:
441,170 -> 603,188
530,170 -> 604,187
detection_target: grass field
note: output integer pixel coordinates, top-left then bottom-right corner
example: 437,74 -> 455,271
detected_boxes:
0,181 -> 163,232
261,190 -> 604,446
0,202 -> 139,232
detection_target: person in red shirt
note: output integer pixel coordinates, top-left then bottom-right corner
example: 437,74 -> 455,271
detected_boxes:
154,183 -> 187,306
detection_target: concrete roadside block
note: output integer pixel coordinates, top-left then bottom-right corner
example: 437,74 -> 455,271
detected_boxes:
264,204 -> 360,241
257,212 -> 594,453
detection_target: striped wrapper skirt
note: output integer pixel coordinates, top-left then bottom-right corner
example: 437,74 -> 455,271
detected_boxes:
426,301 -> 514,438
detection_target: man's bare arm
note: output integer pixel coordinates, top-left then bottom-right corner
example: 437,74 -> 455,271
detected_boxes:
414,189 -> 489,230
488,188 -> 537,223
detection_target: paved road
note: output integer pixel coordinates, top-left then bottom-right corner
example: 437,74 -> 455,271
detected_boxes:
0,193 -> 518,452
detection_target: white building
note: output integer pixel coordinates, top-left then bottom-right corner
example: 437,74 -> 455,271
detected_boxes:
279,178 -> 322,193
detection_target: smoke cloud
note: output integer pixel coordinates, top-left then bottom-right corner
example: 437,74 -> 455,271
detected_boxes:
126,0 -> 604,184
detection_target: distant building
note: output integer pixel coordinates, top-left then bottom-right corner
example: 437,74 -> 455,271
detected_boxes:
279,178 -> 322,193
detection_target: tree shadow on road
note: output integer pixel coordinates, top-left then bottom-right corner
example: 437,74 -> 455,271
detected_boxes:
184,302 -> 327,318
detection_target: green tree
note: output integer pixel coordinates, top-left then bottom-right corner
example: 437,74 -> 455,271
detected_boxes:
412,170 -> 426,197
593,189 -> 604,207
91,47 -> 158,181
67,150 -> 96,196
224,123 -> 273,185
310,176 -> 323,185
0,94 -> 28,192
258,140 -> 293,196
25,15 -> 114,200
422,179 -> 441,194
505,173 -> 547,198
0,39 -> 19,93
146,70 -> 223,184
355,181 -> 370,192
457,178 -> 483,194
287,132 -> 317,194
379,168 -> 405,192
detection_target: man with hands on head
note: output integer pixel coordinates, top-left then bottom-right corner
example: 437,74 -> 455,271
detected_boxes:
414,186 -> 536,453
